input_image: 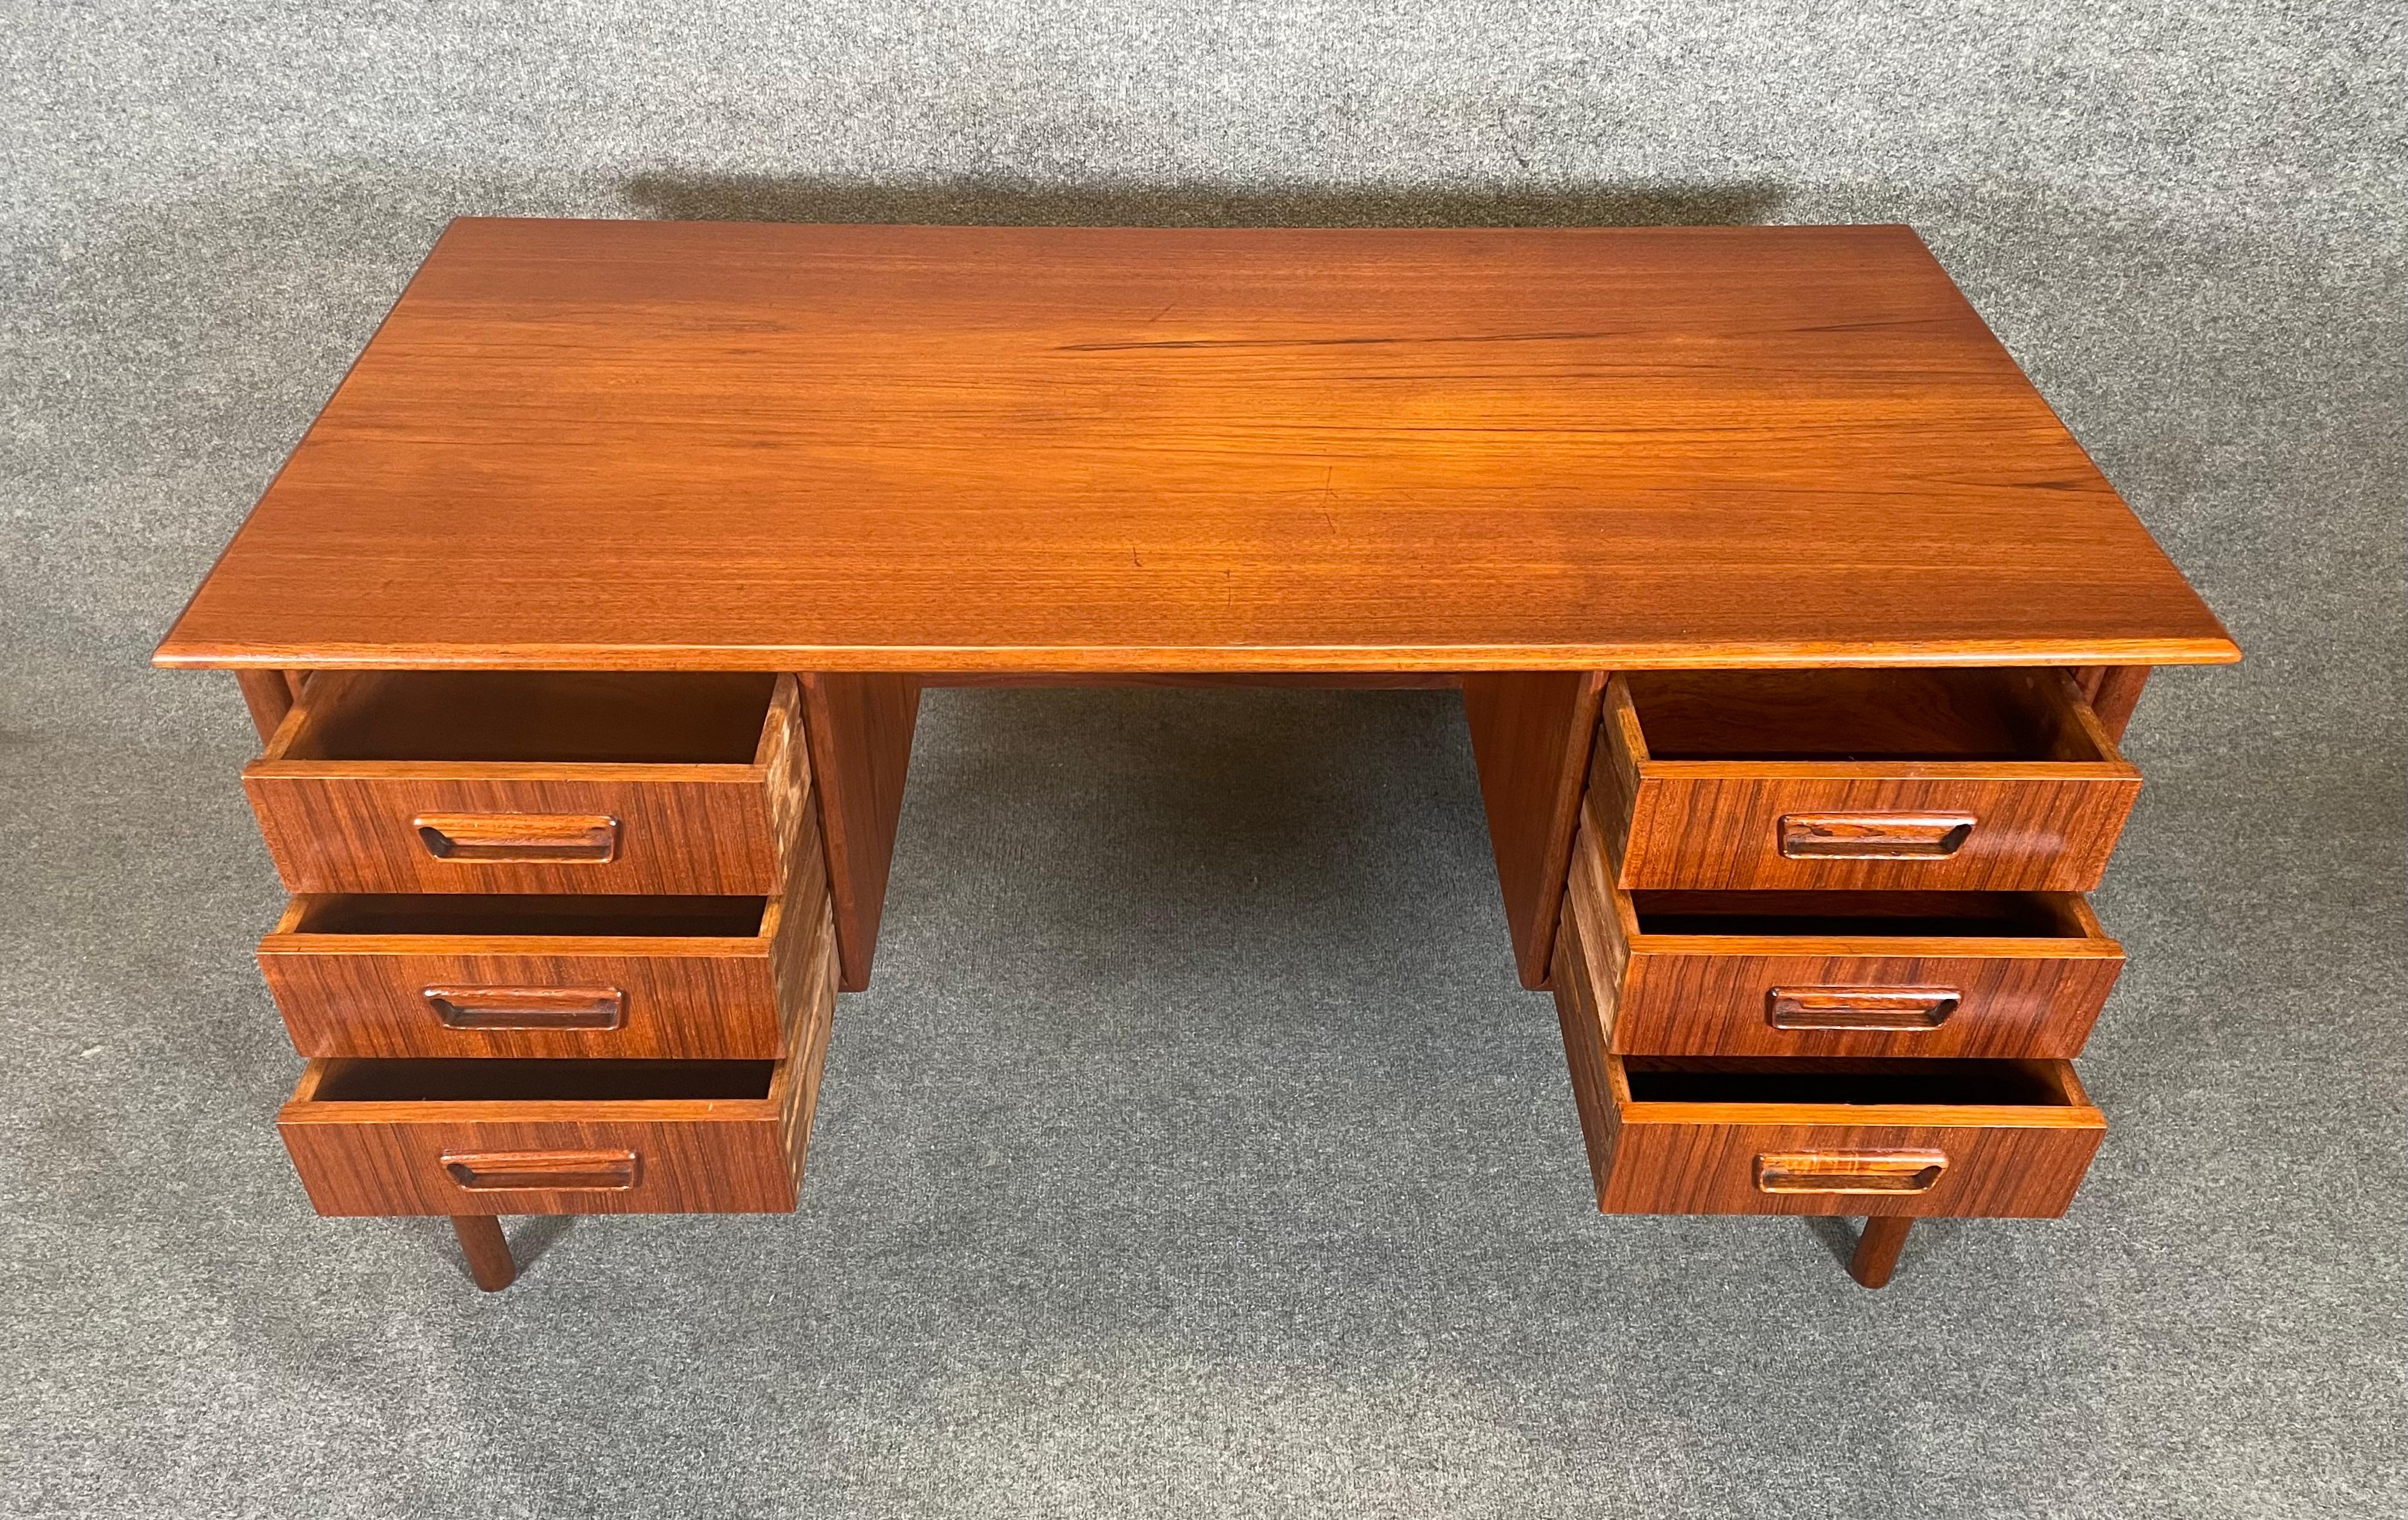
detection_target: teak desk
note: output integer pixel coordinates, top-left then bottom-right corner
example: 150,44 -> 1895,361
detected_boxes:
157,220 -> 2237,1292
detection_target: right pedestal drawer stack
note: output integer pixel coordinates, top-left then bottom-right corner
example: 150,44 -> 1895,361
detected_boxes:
1552,668 -> 2141,1244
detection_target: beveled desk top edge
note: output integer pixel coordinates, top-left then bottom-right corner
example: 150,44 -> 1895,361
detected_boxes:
151,635 -> 2242,673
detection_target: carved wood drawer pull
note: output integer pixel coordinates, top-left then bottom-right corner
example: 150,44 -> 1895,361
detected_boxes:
413,812 -> 620,863
1778,812 -> 1975,860
1753,1150 -> 1949,1195
1766,986 -> 1962,1031
440,1149 -> 640,1192
422,986 -> 627,1031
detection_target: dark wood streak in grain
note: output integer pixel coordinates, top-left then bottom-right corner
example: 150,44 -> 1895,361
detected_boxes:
1052,329 -> 1617,352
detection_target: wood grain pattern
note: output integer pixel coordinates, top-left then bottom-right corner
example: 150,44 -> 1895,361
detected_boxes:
1562,811 -> 2124,1058
259,798 -> 831,1059
800,673 -> 920,991
1593,670 -> 2143,891
277,895 -> 839,1216
151,220 -> 2237,674
1462,670 -> 1607,989
1545,1041 -> 2107,1218
244,673 -> 810,895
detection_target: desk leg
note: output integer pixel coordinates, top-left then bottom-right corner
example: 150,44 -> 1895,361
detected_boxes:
799,674 -> 922,992
234,670 -> 305,745
1463,671 -> 1607,990
1848,1217 -> 1913,1289
453,1216 -> 517,1291
2073,665 -> 2150,743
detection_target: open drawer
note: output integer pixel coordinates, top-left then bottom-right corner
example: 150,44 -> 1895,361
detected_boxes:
259,821 -> 831,1060
1560,807 -> 2121,1059
1587,668 -> 2141,891
243,671 -> 812,895
278,936 -> 836,1215
1549,971 -> 2106,1217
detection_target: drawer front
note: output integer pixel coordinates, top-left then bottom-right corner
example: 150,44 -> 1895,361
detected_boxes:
281,1112 -> 799,1215
1616,949 -> 2120,1059
246,773 -> 786,895
1593,1116 -> 2104,1218
262,948 -> 787,1060
1604,771 -> 2140,892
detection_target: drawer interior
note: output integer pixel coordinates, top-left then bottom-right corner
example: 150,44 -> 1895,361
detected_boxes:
1623,668 -> 2111,762
275,671 -> 778,763
1622,1056 -> 2078,1107
309,1058 -> 775,1102
1628,890 -> 2089,940
285,893 -> 770,938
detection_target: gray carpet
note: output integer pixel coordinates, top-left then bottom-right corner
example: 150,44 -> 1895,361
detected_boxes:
3,4 -> 2401,1516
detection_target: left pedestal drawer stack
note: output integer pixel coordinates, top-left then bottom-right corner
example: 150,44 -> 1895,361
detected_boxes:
237,672 -> 839,1246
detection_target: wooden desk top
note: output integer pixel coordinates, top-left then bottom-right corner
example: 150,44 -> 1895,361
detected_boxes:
155,220 -> 2235,673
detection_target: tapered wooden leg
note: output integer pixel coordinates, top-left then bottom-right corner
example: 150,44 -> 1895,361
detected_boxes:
452,1215 -> 516,1291
1849,1217 -> 1913,1288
